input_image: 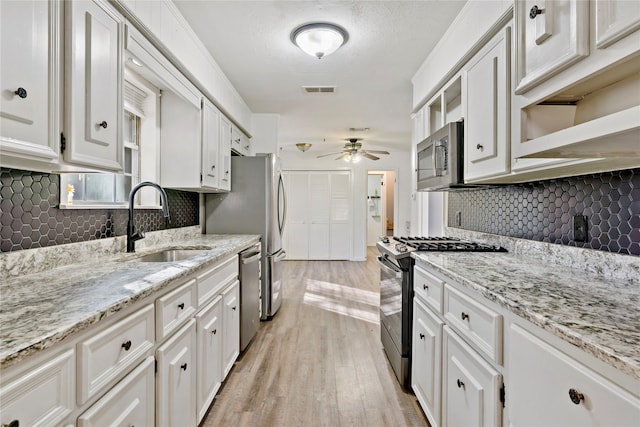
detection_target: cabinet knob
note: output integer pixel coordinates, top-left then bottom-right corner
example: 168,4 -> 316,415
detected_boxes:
423,284 -> 428,290
211,165 -> 216,169
457,379 -> 465,389
180,363 -> 188,371
529,5 -> 544,19
461,312 -> 469,321
14,87 -> 27,99
568,388 -> 584,405
476,144 -> 484,150
212,329 -> 217,334
121,340 -> 132,351
99,120 -> 108,129
419,333 -> 425,340
232,306 -> 237,311
177,302 -> 185,310
3,420 -> 19,427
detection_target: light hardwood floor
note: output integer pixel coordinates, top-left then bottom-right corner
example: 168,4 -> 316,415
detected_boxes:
201,247 -> 429,427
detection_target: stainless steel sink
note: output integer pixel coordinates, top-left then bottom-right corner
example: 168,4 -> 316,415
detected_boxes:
135,249 -> 209,262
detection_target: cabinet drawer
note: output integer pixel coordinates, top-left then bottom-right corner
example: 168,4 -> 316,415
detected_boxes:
0,349 -> 74,427
443,284 -> 503,364
77,356 -> 155,427
414,264 -> 444,313
196,254 -> 238,307
509,323 -> 640,426
156,278 -> 197,341
77,304 -> 154,404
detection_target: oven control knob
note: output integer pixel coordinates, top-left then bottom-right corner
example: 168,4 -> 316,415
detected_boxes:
396,244 -> 407,253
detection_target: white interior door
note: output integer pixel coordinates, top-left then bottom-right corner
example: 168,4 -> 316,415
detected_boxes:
282,172 -> 309,259
282,170 -> 352,260
367,174 -> 384,245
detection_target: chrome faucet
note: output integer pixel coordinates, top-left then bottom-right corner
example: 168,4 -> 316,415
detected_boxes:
127,181 -> 171,252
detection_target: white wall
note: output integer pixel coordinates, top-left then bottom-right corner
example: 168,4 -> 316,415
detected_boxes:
280,150 -> 411,261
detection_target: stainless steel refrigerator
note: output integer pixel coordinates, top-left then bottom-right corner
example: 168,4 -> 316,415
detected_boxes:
205,154 -> 286,320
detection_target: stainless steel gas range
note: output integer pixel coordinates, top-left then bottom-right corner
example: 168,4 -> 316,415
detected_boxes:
376,236 -> 506,389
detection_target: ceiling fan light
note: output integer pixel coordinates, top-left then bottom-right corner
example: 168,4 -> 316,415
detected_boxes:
291,23 -> 348,59
296,143 -> 312,152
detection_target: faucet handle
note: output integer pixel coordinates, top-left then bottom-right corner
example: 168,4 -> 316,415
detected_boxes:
131,226 -> 145,242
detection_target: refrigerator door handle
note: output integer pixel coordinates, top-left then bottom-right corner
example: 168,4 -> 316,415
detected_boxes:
278,174 -> 287,235
273,250 -> 287,262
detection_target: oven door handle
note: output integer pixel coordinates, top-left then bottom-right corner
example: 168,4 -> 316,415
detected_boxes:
377,256 -> 403,277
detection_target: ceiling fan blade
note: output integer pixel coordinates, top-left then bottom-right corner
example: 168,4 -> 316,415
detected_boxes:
316,151 -> 344,158
361,152 -> 380,160
364,150 -> 390,155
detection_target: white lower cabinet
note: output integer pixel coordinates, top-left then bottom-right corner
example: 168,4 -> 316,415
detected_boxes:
508,323 -> 640,427
442,326 -> 502,427
0,251 -> 244,427
222,280 -> 240,379
156,319 -> 197,427
196,295 -> 223,424
77,356 -> 155,427
412,297 -> 443,427
0,349 -> 74,427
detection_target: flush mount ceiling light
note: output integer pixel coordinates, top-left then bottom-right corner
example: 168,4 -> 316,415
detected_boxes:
290,22 -> 349,59
296,143 -> 312,152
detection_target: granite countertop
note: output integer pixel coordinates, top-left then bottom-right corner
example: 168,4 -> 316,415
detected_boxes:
0,232 -> 260,369
412,250 -> 640,380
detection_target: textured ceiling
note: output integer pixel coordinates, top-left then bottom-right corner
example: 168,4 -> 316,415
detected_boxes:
173,0 -> 466,154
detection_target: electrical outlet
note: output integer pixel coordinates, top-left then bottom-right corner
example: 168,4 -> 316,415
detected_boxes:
573,214 -> 588,242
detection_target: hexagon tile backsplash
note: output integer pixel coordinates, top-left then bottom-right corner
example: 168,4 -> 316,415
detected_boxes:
1,168 -> 199,252
448,168 -> 639,255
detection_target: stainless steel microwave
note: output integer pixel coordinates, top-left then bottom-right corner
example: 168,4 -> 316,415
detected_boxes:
416,121 -> 464,191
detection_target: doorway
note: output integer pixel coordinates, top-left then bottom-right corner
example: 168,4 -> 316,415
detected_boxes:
367,170 -> 396,246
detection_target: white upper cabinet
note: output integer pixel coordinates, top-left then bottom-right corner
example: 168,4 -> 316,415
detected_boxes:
218,115 -> 232,192
595,0 -> 640,49
0,0 -> 60,171
64,0 -> 124,171
514,0 -> 589,94
464,24 -> 512,182
202,99 -> 221,189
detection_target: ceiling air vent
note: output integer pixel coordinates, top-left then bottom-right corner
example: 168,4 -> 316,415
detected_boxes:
303,86 -> 336,94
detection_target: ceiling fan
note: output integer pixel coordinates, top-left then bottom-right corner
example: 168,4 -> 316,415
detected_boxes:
316,138 -> 390,162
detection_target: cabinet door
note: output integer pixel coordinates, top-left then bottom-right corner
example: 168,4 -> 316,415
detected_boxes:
222,280 -> 240,378
0,350 -> 74,427
514,0 -> 589,94
412,298 -> 444,427
0,0 -> 59,166
508,323 -> 640,427
156,319 -> 197,427
465,26 -> 511,182
442,326 -> 502,427
196,296 -> 223,424
77,356 -> 154,427
595,0 -> 640,48
218,115 -> 232,191
65,0 -> 123,171
202,100 -> 220,189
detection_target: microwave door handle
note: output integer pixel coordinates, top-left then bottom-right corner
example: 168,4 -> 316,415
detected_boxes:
434,142 -> 447,176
